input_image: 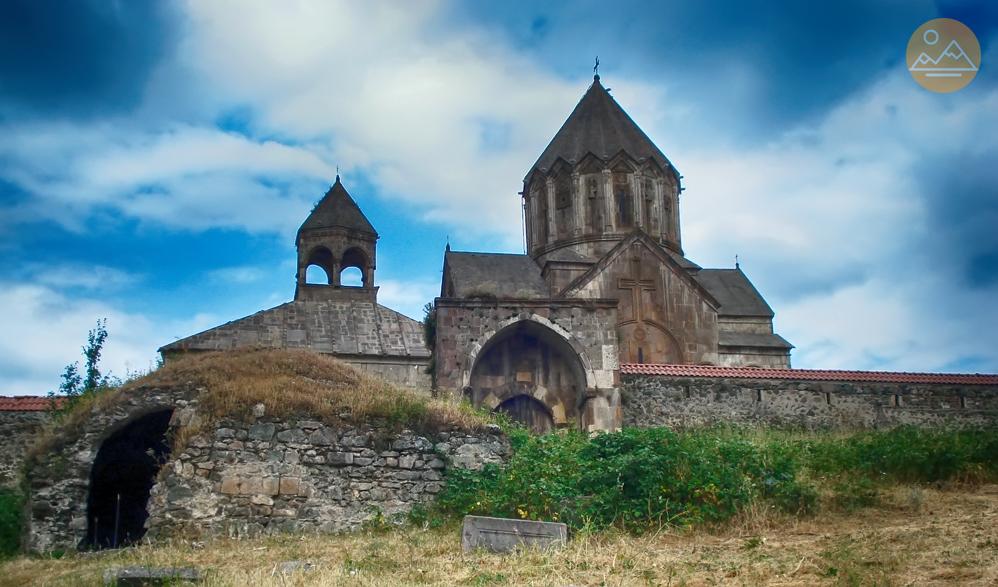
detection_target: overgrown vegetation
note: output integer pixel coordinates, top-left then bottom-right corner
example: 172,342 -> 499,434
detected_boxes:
421,302 -> 436,385
47,318 -> 117,415
31,348 -> 488,464
0,488 -> 21,559
432,425 -> 998,533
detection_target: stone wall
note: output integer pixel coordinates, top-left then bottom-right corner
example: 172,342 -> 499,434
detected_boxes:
0,410 -> 51,486
24,383 -> 507,554
434,299 -> 621,430
146,417 -> 506,541
622,374 -> 998,429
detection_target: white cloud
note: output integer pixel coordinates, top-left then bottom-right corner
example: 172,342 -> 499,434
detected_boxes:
178,0 -> 584,247
657,70 -> 998,372
206,265 -> 269,284
0,284 -> 217,395
26,263 -> 140,291
376,278 -> 440,321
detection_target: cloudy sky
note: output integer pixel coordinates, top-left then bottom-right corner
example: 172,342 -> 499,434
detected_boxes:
1,0 -> 996,395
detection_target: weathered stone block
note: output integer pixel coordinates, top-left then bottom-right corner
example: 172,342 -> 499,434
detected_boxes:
219,477 -> 240,495
103,566 -> 203,586
461,515 -> 567,553
248,423 -> 276,441
261,477 -> 280,496
279,477 -> 300,496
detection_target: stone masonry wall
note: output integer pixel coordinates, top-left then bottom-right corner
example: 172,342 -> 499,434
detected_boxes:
622,374 -> 998,429
24,383 -> 508,554
0,410 -> 51,486
145,415 -> 507,541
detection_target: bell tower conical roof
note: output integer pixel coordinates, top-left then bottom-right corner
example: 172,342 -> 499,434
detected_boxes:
526,75 -> 677,181
298,175 -> 377,237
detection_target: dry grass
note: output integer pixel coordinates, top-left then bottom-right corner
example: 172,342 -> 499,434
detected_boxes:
25,349 -> 488,468
145,349 -> 487,433
3,484 -> 996,586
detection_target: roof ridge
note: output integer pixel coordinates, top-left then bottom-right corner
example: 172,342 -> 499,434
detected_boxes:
620,363 -> 998,385
298,177 -> 377,236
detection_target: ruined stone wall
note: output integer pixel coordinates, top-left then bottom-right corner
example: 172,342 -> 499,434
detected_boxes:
0,410 -> 51,486
146,418 -> 506,541
24,383 -> 507,554
622,374 -> 998,429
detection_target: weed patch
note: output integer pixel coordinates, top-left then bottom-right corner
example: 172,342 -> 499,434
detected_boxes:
0,488 -> 21,558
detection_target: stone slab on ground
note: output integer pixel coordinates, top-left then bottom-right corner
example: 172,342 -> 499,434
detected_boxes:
461,515 -> 568,553
103,566 -> 203,585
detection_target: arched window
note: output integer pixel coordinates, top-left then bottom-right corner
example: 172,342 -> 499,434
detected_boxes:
340,247 -> 369,287
643,178 -> 655,232
305,265 -> 330,284
554,174 -> 572,238
586,176 -> 601,232
340,267 -> 363,286
304,246 -> 335,285
614,173 -> 633,228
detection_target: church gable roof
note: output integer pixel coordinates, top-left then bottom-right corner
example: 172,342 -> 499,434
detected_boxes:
159,300 -> 428,358
526,76 -> 677,182
694,269 -> 775,318
559,230 -> 719,307
299,176 -> 377,236
442,251 -> 549,299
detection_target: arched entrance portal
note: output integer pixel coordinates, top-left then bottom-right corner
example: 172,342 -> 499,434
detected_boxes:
495,395 -> 554,434
469,320 -> 587,432
84,409 -> 173,549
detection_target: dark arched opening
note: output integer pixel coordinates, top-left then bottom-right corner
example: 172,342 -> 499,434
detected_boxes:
84,409 -> 173,550
305,246 -> 335,284
469,320 -> 587,432
495,395 -> 554,435
340,247 -> 369,287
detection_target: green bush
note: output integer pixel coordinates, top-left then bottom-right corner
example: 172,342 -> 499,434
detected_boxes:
433,425 -> 998,533
0,487 -> 23,558
436,427 -> 814,532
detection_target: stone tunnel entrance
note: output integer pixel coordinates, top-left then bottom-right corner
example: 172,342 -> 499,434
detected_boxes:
469,320 -> 587,433
84,409 -> 173,550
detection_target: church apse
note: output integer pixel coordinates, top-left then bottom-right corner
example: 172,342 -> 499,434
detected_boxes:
467,320 -> 586,433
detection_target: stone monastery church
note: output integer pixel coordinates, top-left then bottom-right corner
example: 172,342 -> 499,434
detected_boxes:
162,74 -> 792,432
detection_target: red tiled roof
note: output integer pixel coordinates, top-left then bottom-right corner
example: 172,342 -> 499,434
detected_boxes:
620,364 -> 998,385
0,396 -> 63,412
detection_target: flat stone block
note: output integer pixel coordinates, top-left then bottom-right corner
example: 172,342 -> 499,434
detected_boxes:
103,566 -> 203,585
461,515 -> 568,553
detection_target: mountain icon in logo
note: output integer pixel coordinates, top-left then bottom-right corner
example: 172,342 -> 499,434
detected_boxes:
910,38 -> 978,77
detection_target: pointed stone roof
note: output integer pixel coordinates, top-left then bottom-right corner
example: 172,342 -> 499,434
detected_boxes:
298,176 -> 377,236
527,75 -> 677,181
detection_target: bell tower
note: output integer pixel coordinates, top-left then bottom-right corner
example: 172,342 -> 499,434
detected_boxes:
294,175 -> 379,302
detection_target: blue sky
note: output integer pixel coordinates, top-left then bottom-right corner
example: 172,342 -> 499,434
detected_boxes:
1,0 -> 996,394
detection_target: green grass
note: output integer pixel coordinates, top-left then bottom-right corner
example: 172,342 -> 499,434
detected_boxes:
432,425 -> 998,532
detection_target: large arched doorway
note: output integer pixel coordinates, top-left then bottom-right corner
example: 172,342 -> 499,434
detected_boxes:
84,409 -> 173,549
469,320 -> 587,432
494,395 -> 554,434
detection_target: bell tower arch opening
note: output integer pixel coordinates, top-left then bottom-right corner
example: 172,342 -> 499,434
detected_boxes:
468,320 -> 587,432
304,245 -> 335,285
